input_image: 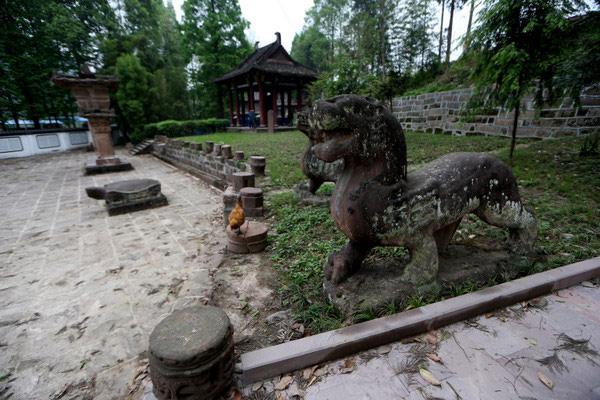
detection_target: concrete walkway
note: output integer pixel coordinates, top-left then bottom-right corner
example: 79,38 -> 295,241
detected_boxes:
242,282 -> 600,400
0,150 -> 225,399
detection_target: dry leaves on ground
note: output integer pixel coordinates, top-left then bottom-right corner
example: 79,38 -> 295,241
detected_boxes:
275,375 -> 293,391
419,368 -> 441,386
538,371 -> 554,390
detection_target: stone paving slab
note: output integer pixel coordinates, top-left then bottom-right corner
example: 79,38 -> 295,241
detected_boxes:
243,282 -> 600,400
0,150 -> 225,399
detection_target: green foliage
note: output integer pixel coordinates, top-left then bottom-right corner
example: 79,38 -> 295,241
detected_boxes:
579,132 -> 599,157
115,54 -> 155,137
142,118 -> 229,141
470,0 -> 589,157
182,0 -> 251,119
268,193 -> 346,332
291,26 -> 331,73
0,0 -> 115,127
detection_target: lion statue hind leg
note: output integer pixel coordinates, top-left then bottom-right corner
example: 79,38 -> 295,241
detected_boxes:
474,201 -> 537,254
400,233 -> 440,286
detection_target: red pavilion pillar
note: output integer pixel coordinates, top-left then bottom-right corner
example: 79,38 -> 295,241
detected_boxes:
228,86 -> 234,126
287,90 -> 293,123
234,85 -> 241,127
258,76 -> 267,127
271,79 -> 278,127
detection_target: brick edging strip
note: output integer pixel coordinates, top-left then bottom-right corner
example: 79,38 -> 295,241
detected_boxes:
239,256 -> 600,384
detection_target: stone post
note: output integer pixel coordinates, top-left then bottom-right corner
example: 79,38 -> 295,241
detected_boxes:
249,156 -> 266,176
149,306 -> 234,400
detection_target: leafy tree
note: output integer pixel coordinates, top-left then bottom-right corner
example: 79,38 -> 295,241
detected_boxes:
0,0 -> 115,127
182,0 -> 251,118
115,54 -> 155,139
470,0 -> 588,159
444,0 -> 467,66
291,26 -> 332,73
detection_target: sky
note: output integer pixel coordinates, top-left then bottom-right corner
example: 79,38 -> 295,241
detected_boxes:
169,0 -> 477,60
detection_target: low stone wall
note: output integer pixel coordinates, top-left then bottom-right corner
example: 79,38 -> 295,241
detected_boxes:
152,136 -> 246,190
392,86 -> 600,138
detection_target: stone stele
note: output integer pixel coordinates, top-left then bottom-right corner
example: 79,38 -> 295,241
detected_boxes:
299,95 -> 537,306
149,306 -> 234,400
86,178 -> 167,216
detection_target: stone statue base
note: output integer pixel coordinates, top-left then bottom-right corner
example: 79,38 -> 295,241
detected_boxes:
86,178 -> 167,216
324,244 -> 531,317
84,157 -> 133,175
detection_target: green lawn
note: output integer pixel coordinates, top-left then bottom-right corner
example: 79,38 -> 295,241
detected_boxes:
182,131 -> 600,333
181,130 -> 519,189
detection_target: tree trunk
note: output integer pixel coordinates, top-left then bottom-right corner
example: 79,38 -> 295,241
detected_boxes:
438,0 -> 446,62
465,0 -> 475,52
510,104 -> 520,160
445,0 -> 455,67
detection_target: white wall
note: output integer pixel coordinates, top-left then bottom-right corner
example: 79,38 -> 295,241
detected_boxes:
0,130 -> 92,159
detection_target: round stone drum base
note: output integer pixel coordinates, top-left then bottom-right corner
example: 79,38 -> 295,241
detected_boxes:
227,221 -> 268,253
149,306 -> 234,400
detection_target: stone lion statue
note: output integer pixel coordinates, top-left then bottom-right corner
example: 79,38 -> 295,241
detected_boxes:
298,95 -> 537,286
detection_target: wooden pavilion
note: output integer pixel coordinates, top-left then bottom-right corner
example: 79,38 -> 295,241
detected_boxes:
214,33 -> 318,129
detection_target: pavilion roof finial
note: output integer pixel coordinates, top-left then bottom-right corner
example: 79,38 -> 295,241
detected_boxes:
275,32 -> 281,44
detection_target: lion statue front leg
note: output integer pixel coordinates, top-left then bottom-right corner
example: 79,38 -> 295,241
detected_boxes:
325,241 -> 373,284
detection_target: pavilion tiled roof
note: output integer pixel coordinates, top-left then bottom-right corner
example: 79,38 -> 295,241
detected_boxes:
214,37 -> 318,83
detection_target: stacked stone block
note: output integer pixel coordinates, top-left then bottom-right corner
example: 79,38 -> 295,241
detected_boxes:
392,86 -> 600,138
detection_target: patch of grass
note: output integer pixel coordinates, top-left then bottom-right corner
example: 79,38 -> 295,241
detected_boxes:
267,192 -> 346,333
181,131 -> 307,189
180,130 -> 522,189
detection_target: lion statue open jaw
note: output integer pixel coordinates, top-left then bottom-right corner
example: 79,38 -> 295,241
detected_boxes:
299,95 -> 537,286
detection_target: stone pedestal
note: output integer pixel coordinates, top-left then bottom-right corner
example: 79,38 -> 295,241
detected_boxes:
232,172 -> 255,192
85,178 -> 167,215
226,221 -> 268,253
324,244 -> 528,317
203,141 -> 214,154
149,306 -> 234,400
240,187 -> 263,217
249,156 -> 266,176
234,151 -> 245,161
221,145 -> 233,159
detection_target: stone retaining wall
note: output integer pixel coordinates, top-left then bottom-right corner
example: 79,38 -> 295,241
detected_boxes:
392,86 -> 600,138
152,136 -> 246,190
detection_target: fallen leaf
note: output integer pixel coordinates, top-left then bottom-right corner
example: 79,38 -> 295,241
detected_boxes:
378,345 -> 392,354
426,353 -> 442,363
314,367 -> 327,377
419,368 -> 441,386
275,375 -> 293,391
581,281 -> 596,288
424,332 -> 438,345
538,371 -> 554,390
484,313 -> 494,318
251,382 -> 263,391
340,357 -> 356,373
302,365 -> 318,381
306,376 -> 318,387
528,338 -> 538,346
275,392 -> 286,400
